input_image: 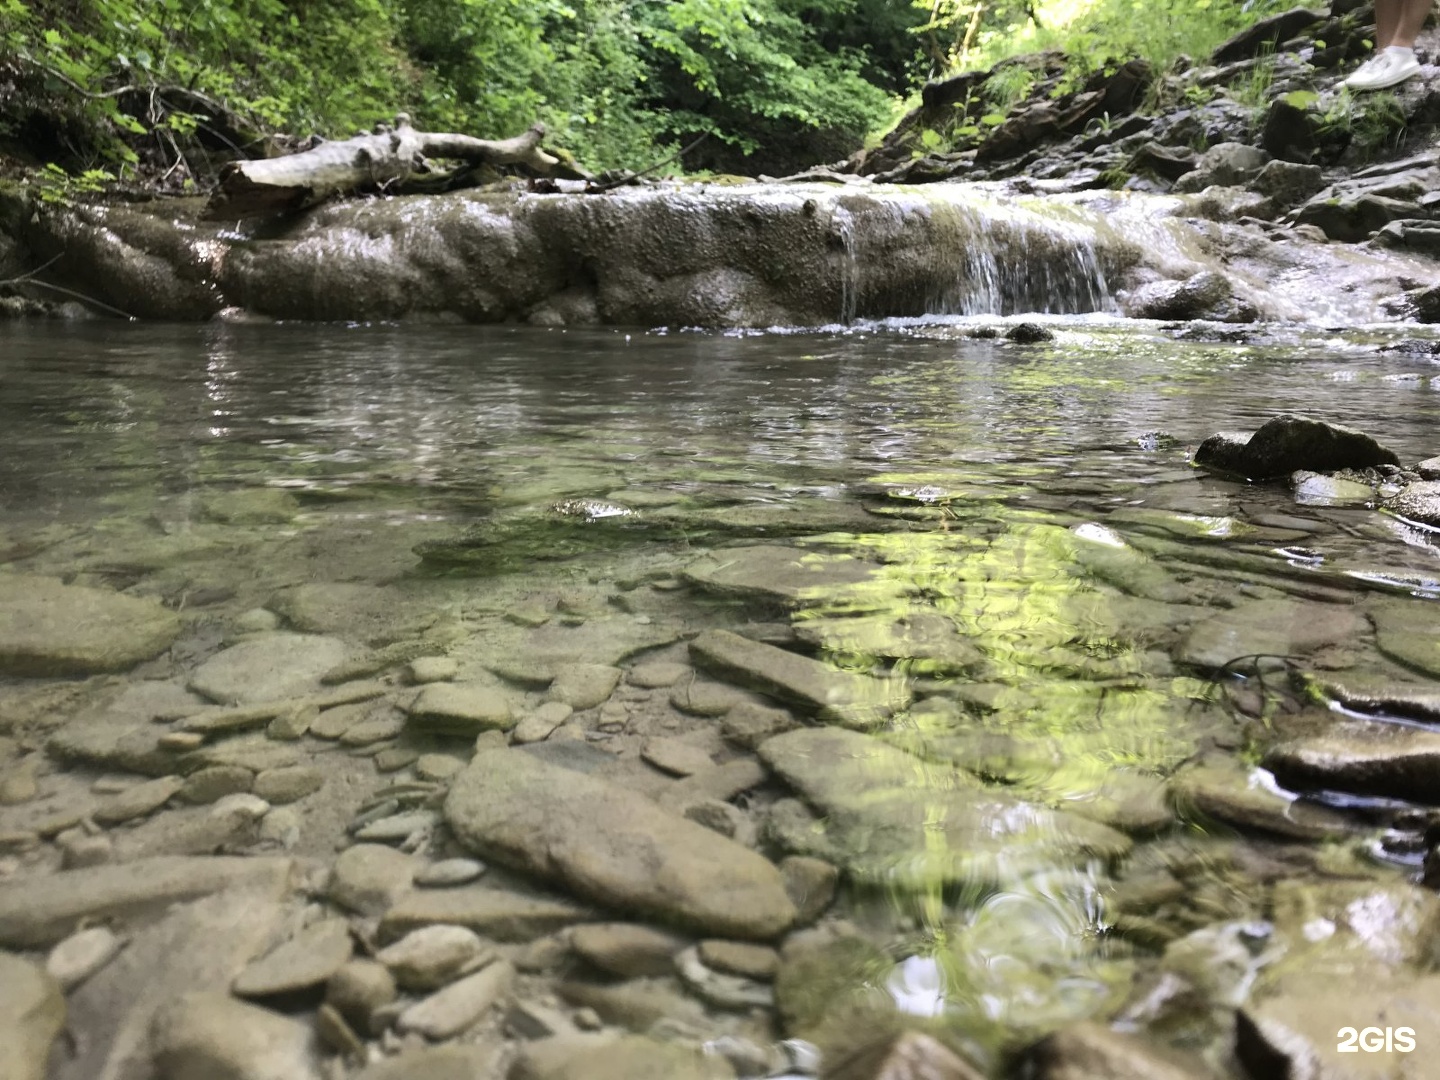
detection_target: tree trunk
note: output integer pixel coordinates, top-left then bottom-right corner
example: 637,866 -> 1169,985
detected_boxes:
207,114 -> 560,217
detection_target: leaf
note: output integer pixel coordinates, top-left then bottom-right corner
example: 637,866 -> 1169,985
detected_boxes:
1283,90 -> 1319,110
980,112 -> 1005,126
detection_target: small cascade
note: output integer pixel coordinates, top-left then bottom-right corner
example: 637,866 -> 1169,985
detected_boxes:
832,204 -> 859,325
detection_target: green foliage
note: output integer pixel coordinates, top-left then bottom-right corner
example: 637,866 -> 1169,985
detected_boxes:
1319,87 -> 1407,161
1,0 -> 905,177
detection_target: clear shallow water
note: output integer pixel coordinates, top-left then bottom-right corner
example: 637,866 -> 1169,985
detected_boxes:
3,317 -> 1440,1072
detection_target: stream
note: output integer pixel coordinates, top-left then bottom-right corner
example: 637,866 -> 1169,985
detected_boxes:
2,315 -> 1440,1079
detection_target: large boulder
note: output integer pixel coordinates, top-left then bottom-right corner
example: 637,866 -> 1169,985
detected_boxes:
444,747 -> 796,939
0,575 -> 181,676
1193,413 -> 1400,480
0,954 -> 65,1080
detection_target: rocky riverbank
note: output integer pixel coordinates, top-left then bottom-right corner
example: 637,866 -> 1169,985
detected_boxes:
3,401 -> 1440,1080
4,5 -> 1440,327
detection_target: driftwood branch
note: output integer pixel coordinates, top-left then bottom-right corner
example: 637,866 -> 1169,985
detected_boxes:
206,113 -> 561,217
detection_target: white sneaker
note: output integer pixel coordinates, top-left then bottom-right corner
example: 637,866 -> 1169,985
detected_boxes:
1345,51 -> 1421,91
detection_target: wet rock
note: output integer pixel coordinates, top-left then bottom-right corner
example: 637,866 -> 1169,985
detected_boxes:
1290,470 -> 1374,506
825,1031 -> 984,1080
511,1033 -> 736,1080
0,855 -> 296,948
1173,143 -> 1269,193
690,629 -> 910,729
0,575 -> 182,676
1193,413 -> 1400,480
1369,598 -> 1440,678
252,765 -> 325,804
675,943 -> 774,1009
378,884 -> 592,942
1006,322 -> 1054,343
1028,1021 -> 1206,1079
627,661 -> 691,688
396,958 -> 514,1039
546,663 -> 623,709
1170,761 -> 1354,840
58,876 -> 298,1080
1263,719 -> 1440,804
1249,159 -> 1324,208
1176,598 -> 1366,673
447,746 -> 794,938
201,488 -> 298,525
790,612 -> 984,677
721,701 -> 800,749
699,939 -> 780,980
46,925 -> 125,990
513,701 -> 573,743
407,682 -> 514,734
415,857 -> 486,887
774,933 -> 892,1036
1417,455 -> 1440,480
338,709 -> 406,746
684,798 -> 749,839
326,959 -> 397,1033
356,810 -> 437,843
1386,479 -> 1440,529
642,736 -> 713,776
683,544 -> 882,604
671,678 -> 757,717
1295,191 -> 1419,242
150,991 -> 320,1080
328,843 -> 418,916
517,739 -> 618,774
1237,974 -> 1440,1080
355,1045 -> 499,1080
506,999 -> 576,1040
759,728 -> 1130,887
268,582 -> 436,645
188,633 -> 349,706
93,774 -> 185,824
233,918 -> 354,997
570,922 -> 690,978
0,953 -> 65,1080
179,765 -> 255,805
376,924 -> 493,990
780,856 -> 839,924
1122,270 -> 1236,321
1065,770 -> 1175,835
408,655 -> 458,683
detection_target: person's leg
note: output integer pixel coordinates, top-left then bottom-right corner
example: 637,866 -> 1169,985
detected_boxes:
1389,0 -> 1432,48
1374,0 -> 1402,49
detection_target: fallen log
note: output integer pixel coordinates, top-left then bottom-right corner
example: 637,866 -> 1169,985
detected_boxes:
206,113 -> 561,217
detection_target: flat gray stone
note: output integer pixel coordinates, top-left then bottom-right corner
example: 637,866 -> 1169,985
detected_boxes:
150,991 -> 320,1080
0,953 -> 65,1080
512,1034 -> 735,1080
0,855 -> 297,948
1264,720 -> 1440,805
353,1046 -> 499,1080
46,926 -> 125,990
55,865 -> 298,1080
407,683 -> 514,734
93,775 -> 184,825
379,885 -> 592,943
268,582 -> 436,645
683,544 -> 881,603
1028,1022 -> 1208,1079
328,844 -> 418,917
414,858 -> 486,888
570,922 -> 690,978
0,575 -> 181,676
627,662 -> 691,688
188,633 -> 349,706
1370,598 -> 1440,679
546,664 -> 623,710
445,747 -> 796,939
690,629 -> 910,729
758,727 -> 1130,888
396,959 -> 514,1039
1177,599 -> 1366,672
233,918 -> 354,997
641,736 -> 713,776
252,766 -> 325,804
791,611 -> 984,675
512,702 -> 573,744
376,925 -> 492,990
1170,761 -> 1355,840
